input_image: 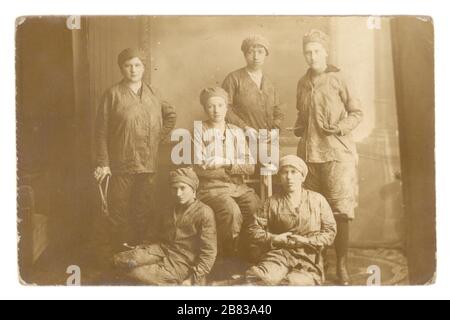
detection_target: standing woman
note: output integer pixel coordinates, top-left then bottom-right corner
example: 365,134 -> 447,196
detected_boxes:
222,35 -> 284,137
294,30 -> 363,285
94,48 -> 177,257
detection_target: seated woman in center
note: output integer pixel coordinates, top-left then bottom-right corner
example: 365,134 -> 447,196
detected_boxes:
246,155 -> 337,285
193,87 -> 261,259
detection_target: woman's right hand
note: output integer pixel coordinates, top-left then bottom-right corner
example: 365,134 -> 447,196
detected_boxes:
203,156 -> 231,170
94,167 -> 112,184
245,126 -> 259,142
322,125 -> 342,136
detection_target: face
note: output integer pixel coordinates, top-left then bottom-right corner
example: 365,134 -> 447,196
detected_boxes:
279,166 -> 306,193
303,42 -> 328,72
171,182 -> 196,206
204,96 -> 228,123
120,57 -> 145,83
244,45 -> 267,70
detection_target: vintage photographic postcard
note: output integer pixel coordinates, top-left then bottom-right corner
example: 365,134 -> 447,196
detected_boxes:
16,15 -> 435,286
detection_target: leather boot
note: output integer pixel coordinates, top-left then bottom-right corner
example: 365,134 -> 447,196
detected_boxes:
336,254 -> 350,286
335,218 -> 351,285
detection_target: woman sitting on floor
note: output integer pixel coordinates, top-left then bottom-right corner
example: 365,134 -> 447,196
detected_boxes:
246,155 -> 337,285
113,168 -> 217,285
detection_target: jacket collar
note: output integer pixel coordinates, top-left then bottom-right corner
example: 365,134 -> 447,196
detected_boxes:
119,80 -> 150,97
172,199 -> 200,224
307,64 -> 340,78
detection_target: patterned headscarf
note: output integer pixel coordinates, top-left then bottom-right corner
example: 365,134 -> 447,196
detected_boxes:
169,167 -> 200,191
303,29 -> 330,53
199,87 -> 230,107
117,48 -> 147,67
241,35 -> 270,56
279,155 -> 309,177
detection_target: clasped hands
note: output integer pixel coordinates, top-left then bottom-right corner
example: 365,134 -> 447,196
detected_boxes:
202,156 -> 232,170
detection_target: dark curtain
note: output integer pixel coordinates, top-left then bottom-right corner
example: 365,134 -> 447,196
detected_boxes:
391,17 -> 436,285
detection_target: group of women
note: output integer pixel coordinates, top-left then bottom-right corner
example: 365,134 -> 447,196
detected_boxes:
94,29 -> 363,286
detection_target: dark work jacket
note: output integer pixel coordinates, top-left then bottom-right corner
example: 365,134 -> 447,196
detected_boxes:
223,68 -> 284,130
95,81 -> 176,174
158,200 -> 217,282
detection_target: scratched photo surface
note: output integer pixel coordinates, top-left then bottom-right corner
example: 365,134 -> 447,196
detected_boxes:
16,16 -> 435,286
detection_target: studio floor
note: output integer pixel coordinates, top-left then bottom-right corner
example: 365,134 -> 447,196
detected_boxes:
22,247 -> 409,286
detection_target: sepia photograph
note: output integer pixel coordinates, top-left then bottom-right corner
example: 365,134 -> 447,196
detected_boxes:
16,15 -> 436,287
